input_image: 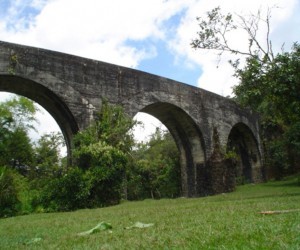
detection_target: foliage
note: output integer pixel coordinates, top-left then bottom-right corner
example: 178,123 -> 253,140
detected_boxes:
0,166 -> 21,217
68,101 -> 136,209
233,43 -> 300,122
37,167 -> 90,212
0,127 -> 35,169
73,101 -> 136,159
0,95 -> 38,133
127,128 -> 181,200
34,131 -> 66,177
0,96 -> 38,169
0,95 -> 69,213
224,149 -> 239,161
233,43 -> 300,177
38,146 -> 127,212
0,165 -> 35,217
0,95 -> 182,213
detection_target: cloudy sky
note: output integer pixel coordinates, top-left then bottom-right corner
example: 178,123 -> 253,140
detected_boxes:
0,0 -> 299,143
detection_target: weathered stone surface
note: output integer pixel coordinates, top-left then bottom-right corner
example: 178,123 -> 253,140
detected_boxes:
0,41 -> 263,197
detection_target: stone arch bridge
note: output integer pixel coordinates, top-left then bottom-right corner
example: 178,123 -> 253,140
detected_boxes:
0,41 -> 263,197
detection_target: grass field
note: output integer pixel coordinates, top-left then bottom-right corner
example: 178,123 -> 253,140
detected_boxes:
1,176 -> 300,249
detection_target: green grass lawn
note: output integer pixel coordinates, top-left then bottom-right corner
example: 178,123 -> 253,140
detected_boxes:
1,176 -> 300,250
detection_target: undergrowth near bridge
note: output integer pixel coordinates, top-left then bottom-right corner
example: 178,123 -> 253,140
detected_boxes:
0,175 -> 299,249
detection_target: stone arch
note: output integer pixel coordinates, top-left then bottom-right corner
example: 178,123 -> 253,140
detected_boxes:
0,75 -> 79,158
139,102 -> 206,197
227,122 -> 262,184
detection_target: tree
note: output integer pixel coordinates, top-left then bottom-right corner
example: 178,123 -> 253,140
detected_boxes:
4,128 -> 35,170
191,6 -> 274,63
0,167 -> 21,217
128,128 -> 181,200
71,101 -> 137,207
34,131 -> 66,177
73,101 -> 136,169
0,95 -> 38,132
191,7 -> 300,178
233,43 -> 300,177
0,96 -> 38,169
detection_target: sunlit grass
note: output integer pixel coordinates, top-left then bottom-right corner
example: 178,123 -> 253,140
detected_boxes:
1,176 -> 300,249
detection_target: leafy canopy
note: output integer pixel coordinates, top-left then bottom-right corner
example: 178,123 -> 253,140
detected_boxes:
0,96 -> 38,167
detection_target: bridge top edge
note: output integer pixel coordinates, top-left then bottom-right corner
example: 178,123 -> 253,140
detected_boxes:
0,41 -> 222,96
0,40 -> 256,118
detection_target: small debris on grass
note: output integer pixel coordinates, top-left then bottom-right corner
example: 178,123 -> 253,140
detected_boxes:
259,209 -> 300,215
125,222 -> 154,229
25,237 -> 42,245
77,222 -> 112,236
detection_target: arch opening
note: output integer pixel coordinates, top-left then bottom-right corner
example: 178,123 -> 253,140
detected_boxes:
137,102 -> 206,197
0,75 -> 79,160
227,123 -> 262,184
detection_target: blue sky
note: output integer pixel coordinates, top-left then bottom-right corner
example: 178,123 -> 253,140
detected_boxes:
0,0 -> 299,143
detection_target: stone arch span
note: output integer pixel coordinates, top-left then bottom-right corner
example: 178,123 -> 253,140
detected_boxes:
227,122 -> 263,184
0,75 -> 79,157
140,102 -> 206,197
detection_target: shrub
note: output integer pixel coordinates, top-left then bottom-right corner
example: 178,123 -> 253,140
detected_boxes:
0,166 -> 21,217
38,167 -> 90,212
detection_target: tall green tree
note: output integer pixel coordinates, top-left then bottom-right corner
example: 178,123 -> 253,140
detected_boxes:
233,43 -> 300,176
73,101 -> 136,169
34,131 -> 66,177
128,128 -> 181,200
71,101 -> 137,207
0,96 -> 38,168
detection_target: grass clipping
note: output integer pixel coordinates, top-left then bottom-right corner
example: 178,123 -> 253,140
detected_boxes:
77,221 -> 153,236
78,222 -> 112,236
125,222 -> 154,229
259,209 -> 300,215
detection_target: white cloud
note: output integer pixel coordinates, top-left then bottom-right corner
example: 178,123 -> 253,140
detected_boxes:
1,0 -> 192,67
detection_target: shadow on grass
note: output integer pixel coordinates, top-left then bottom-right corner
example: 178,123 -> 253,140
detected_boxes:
266,182 -> 300,188
264,177 -> 300,188
212,191 -> 300,204
209,178 -> 300,203
242,192 -> 300,201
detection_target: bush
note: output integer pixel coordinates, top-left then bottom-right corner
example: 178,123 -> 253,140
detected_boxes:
268,139 -> 290,179
0,166 -> 21,217
38,167 -> 90,212
74,141 -> 127,208
37,161 -> 125,212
